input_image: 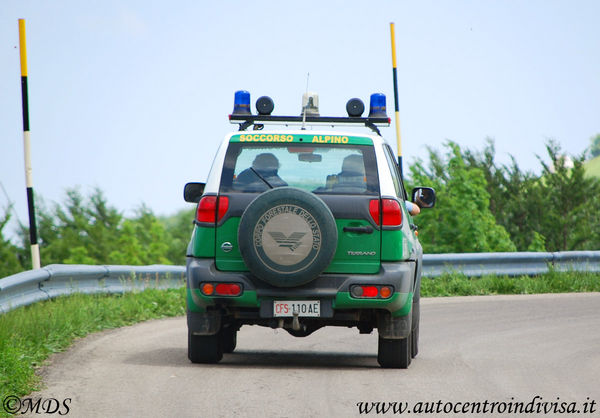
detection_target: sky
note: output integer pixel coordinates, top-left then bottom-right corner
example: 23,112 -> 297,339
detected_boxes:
1,1 -> 599,239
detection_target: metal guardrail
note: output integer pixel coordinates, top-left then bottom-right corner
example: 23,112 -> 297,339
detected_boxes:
0,264 -> 185,314
0,251 -> 599,313
423,251 -> 600,277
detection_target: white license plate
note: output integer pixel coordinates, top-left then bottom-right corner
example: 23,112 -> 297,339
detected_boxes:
273,300 -> 321,317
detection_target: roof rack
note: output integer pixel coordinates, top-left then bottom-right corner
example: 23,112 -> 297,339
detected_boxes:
229,114 -> 390,136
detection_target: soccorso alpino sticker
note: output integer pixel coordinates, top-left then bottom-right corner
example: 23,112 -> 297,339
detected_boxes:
253,204 -> 322,274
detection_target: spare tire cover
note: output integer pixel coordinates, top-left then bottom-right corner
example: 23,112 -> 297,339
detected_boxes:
238,187 -> 337,287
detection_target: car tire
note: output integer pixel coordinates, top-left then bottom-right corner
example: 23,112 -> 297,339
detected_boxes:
411,321 -> 419,359
377,332 -> 412,369
220,326 -> 237,353
411,291 -> 420,359
188,330 -> 223,364
238,187 -> 338,287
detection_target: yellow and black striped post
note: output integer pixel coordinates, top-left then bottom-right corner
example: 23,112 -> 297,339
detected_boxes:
390,22 -> 403,179
19,19 -> 41,269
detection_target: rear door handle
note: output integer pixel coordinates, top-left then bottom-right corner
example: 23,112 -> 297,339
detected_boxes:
343,226 -> 374,234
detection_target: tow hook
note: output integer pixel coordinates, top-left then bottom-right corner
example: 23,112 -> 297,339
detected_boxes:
292,310 -> 301,331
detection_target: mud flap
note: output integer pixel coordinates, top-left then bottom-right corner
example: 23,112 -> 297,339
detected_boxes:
377,309 -> 412,339
187,310 -> 221,336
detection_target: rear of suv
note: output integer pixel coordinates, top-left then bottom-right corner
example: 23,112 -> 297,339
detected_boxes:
184,93 -> 435,368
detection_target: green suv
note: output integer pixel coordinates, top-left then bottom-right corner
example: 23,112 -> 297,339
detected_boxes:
184,92 -> 435,368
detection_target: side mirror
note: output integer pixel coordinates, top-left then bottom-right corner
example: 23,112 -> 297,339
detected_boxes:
183,182 -> 206,203
412,187 -> 436,209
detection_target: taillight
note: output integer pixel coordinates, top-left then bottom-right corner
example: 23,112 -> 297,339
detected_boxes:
350,285 -> 394,299
200,282 -> 242,297
381,199 -> 402,226
369,199 -> 380,225
369,199 -> 402,226
362,286 -> 379,298
201,283 -> 214,295
215,283 -> 241,296
196,196 -> 229,223
379,286 -> 392,298
217,196 -> 229,221
197,196 -> 217,223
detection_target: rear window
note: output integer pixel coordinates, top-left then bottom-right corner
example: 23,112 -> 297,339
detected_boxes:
220,143 -> 379,195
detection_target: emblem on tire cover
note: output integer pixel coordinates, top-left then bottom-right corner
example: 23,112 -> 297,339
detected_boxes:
253,204 -> 321,272
267,232 -> 306,251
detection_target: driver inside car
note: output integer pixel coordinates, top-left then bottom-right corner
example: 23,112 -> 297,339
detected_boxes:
234,153 -> 288,190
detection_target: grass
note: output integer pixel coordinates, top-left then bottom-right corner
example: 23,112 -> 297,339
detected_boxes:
0,271 -> 599,416
421,270 -> 600,297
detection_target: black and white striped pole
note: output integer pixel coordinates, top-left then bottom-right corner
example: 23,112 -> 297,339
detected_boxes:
18,19 -> 41,269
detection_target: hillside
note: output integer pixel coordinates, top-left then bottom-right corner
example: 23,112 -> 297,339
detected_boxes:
584,155 -> 600,178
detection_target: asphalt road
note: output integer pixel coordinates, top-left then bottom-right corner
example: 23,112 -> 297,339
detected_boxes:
29,293 -> 600,417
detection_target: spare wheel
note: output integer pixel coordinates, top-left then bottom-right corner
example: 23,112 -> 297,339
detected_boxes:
238,187 -> 337,287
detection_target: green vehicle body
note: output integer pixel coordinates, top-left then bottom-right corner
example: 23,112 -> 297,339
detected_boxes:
188,219 -> 414,315
184,129 -> 434,368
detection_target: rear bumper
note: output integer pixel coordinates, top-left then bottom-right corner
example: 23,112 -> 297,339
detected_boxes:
186,257 -> 416,318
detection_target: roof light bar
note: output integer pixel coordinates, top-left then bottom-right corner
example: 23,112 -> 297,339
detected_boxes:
229,114 -> 390,125
228,91 -> 391,134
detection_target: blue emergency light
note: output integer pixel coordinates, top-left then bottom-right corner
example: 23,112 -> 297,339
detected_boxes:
232,90 -> 251,115
368,93 -> 387,118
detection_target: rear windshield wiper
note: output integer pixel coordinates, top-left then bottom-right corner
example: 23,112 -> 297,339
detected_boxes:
250,168 -> 274,189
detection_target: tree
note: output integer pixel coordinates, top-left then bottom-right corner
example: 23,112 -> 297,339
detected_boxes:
536,140 -> 600,251
408,142 -> 516,253
160,208 -> 196,265
590,134 -> 600,159
0,208 -> 24,277
108,220 -> 143,265
27,188 -> 123,265
122,206 -> 171,265
463,140 -> 547,251
462,138 -> 600,252
15,189 -> 185,269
